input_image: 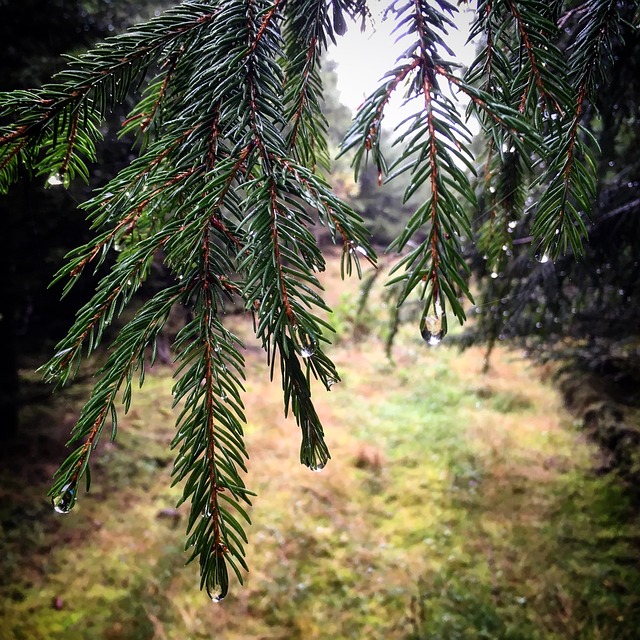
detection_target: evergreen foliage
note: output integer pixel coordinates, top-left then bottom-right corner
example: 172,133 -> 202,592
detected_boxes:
467,0 -> 640,371
0,0 -> 635,598
0,0 -> 173,440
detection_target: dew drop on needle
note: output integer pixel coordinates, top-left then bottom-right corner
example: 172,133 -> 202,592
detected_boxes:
420,309 -> 446,347
208,584 -> 226,603
52,484 -> 77,514
294,326 -> 317,358
46,173 -> 65,188
535,251 -> 551,264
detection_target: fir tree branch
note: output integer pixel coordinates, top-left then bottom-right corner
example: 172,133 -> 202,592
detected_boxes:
49,285 -> 184,510
531,0 -> 625,257
3,0 -> 628,601
2,4 -> 221,138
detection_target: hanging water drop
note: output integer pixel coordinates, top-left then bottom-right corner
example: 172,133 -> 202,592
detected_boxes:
208,585 -> 226,603
310,461 -> 326,472
46,173 -> 65,188
332,2 -> 347,36
52,484 -> 76,514
349,244 -> 368,258
326,378 -> 337,389
420,304 -> 446,347
294,326 -> 317,358
300,343 -> 315,358
535,251 -> 550,264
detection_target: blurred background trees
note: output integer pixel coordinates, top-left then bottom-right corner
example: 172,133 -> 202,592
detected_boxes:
464,2 -> 640,395
0,0 -> 639,615
3,0 -> 639,444
3,0 -> 639,439
0,0 -> 172,438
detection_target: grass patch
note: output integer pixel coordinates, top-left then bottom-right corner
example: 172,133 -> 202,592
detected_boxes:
1,260 -> 640,639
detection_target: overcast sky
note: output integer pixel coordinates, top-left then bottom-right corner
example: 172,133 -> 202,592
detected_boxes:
328,1 -> 477,121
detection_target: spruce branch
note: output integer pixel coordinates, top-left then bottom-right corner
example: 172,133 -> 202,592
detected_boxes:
171,226 -> 251,601
0,3 -> 223,191
344,0 -> 477,336
282,0 -> 331,169
532,0 -> 624,257
49,284 -> 184,511
0,0 -> 628,600
466,0 -> 599,258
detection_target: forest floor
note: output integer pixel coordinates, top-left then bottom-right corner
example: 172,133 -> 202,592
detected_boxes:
1,255 -> 640,640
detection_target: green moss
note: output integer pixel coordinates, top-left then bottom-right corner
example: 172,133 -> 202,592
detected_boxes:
2,323 -> 640,639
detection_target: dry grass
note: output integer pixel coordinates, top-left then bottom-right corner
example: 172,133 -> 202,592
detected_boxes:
1,255 -> 640,639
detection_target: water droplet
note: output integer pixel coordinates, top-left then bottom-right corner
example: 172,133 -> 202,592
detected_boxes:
349,244 -> 368,258
46,172 -> 68,188
208,585 -> 226,603
326,378 -> 337,389
294,326 -> 317,358
300,346 -> 314,358
420,304 -> 446,346
507,220 -> 517,231
490,271 -> 499,279
310,461 -> 326,472
52,484 -> 76,514
535,251 -> 550,264
220,392 -> 227,402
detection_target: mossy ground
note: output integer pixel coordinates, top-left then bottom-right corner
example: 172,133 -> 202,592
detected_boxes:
1,258 -> 639,639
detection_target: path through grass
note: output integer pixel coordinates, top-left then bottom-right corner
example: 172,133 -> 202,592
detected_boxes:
1,280 -> 639,639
